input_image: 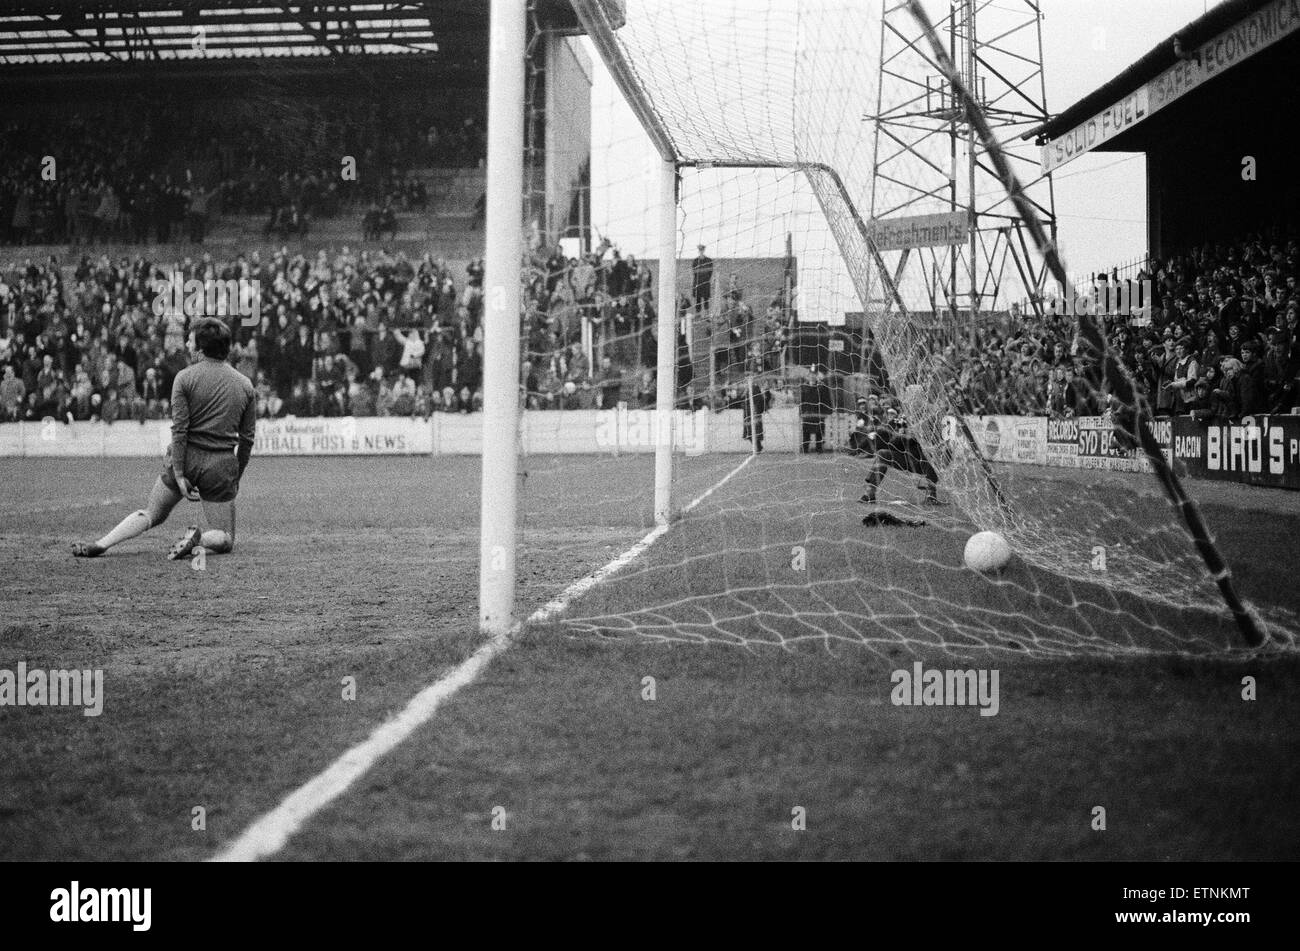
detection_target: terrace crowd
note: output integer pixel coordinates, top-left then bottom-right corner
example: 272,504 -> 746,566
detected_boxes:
0,239 -> 670,424
939,231 -> 1300,421
3,224 -> 1294,428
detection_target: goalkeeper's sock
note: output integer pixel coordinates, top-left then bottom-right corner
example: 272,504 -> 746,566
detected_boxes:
95,510 -> 152,550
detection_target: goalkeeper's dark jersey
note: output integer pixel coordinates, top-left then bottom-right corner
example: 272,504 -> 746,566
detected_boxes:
855,412 -> 938,481
170,356 -> 257,473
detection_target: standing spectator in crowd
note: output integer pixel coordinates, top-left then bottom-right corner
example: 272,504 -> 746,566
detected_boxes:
739,376 -> 769,453
100,386 -> 122,424
395,327 -> 425,381
1236,339 -> 1270,416
1212,357 -> 1244,418
1045,364 -> 1076,417
1186,378 -> 1214,421
635,368 -> 655,408
186,184 -> 213,243
372,323 -> 403,378
557,379 -> 582,410
799,365 -> 832,453
561,341 -> 588,387
141,367 -> 166,418
0,364 -> 24,421
459,342 -> 483,396
593,355 -> 622,409
1168,338 -> 1199,414
69,365 -> 95,420
675,330 -> 694,407
762,297 -> 787,371
235,338 -> 259,382
1151,337 -> 1178,416
284,323 -> 314,387
1266,329 -> 1300,412
691,244 -> 713,315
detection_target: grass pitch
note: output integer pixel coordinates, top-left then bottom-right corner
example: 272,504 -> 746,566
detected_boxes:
1,451 -> 1297,860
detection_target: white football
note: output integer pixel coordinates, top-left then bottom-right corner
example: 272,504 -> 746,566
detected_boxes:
964,531 -> 1012,572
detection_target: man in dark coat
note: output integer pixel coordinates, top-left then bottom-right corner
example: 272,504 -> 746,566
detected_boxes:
798,365 -> 833,453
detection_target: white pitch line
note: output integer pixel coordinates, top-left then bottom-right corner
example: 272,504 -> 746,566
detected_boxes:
210,453 -> 755,862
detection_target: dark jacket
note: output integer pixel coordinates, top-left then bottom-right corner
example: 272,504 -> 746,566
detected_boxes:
1236,357 -> 1269,416
799,381 -> 832,418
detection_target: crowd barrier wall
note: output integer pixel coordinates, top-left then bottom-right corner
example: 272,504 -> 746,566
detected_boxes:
3,410 -> 1296,491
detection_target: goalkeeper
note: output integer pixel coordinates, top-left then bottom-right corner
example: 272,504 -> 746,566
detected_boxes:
849,396 -> 942,505
72,317 -> 256,560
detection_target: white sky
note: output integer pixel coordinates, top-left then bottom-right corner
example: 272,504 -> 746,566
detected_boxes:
586,0 -> 1211,310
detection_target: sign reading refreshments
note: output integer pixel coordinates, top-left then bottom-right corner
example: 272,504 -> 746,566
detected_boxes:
1041,0 -> 1300,172
867,211 -> 971,251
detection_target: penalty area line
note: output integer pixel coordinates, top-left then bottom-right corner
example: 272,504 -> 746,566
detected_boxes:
209,453 -> 754,862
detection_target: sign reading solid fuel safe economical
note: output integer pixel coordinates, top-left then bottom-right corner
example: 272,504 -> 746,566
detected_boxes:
1041,0 -> 1300,172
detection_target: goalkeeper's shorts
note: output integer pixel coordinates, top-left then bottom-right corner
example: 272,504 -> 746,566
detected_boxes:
873,435 -> 939,484
161,445 -> 242,502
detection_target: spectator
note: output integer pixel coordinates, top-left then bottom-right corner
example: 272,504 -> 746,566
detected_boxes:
1236,339 -> 1270,416
1168,338 -> 1199,414
691,244 -> 713,315
1186,378 -> 1215,421
0,364 -> 24,420
1212,357 -> 1244,418
593,355 -> 622,409
798,365 -> 832,453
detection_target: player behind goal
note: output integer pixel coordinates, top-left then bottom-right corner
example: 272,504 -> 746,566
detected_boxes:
72,317 -> 257,560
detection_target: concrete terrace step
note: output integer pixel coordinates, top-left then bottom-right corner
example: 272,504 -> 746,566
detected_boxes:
202,214 -> 484,259
5,240 -> 482,284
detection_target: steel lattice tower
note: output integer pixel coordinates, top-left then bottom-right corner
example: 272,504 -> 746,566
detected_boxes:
867,0 -> 1058,344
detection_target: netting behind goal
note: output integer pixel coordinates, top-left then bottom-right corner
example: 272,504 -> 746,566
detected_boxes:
526,0 -> 1296,655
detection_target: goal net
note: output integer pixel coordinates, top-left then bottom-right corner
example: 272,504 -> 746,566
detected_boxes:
522,0 -> 1295,655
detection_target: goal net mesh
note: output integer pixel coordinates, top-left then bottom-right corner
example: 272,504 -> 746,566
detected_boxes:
527,0 -> 1295,655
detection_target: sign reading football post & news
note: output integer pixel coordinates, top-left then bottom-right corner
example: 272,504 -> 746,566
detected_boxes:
252,417 -> 433,455
155,417 -> 434,456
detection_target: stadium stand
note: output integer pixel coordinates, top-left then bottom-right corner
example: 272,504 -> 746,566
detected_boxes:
2,230 -> 1295,425
931,230 -> 1300,420
0,239 -> 673,422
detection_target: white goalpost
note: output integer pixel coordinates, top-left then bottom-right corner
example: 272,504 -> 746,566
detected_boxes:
478,0 -> 526,635
479,0 -> 681,633
654,156 -> 677,524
